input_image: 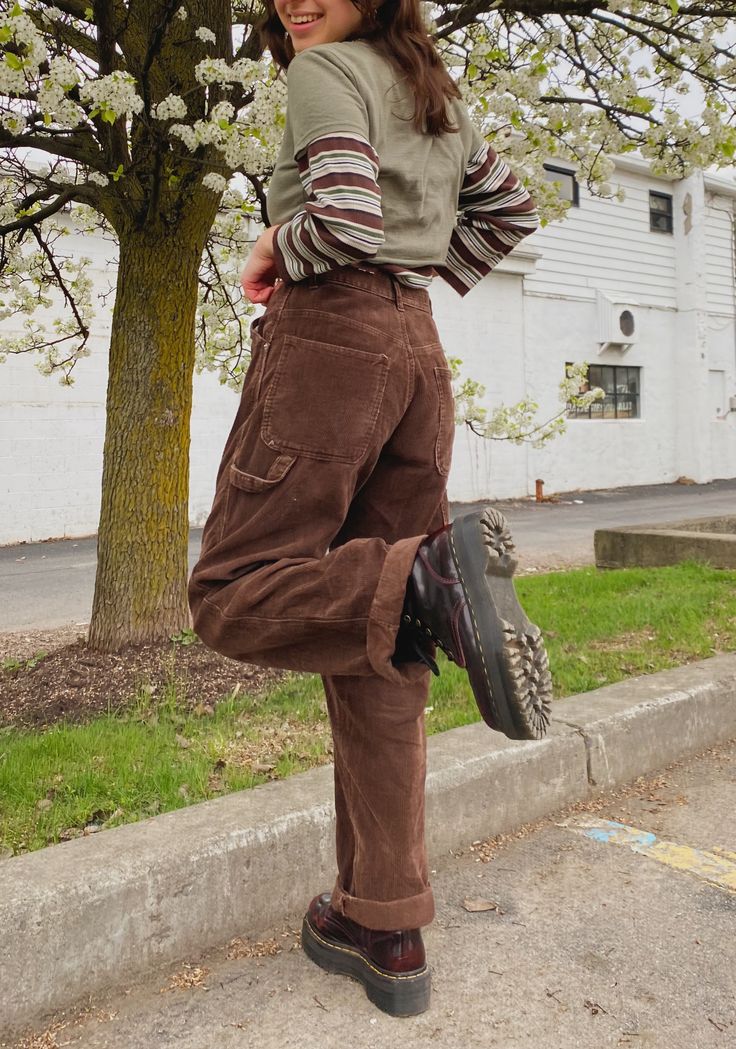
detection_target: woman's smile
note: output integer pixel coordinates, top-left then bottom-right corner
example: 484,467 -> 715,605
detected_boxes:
275,1 -> 364,52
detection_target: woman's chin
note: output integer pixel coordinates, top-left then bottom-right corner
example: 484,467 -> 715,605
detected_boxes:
292,36 -> 322,53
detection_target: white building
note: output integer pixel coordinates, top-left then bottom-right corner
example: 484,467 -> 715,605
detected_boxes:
1,158 -> 735,545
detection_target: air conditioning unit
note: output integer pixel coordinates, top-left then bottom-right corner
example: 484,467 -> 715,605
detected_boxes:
597,291 -> 640,353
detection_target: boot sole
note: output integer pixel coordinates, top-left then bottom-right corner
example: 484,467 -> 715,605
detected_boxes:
301,916 -> 431,1017
450,507 -> 552,740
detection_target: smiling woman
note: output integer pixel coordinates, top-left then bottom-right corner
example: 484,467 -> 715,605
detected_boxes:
274,0 -> 363,51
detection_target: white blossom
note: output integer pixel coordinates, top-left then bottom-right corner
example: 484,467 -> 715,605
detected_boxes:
37,55 -> 83,126
175,6 -> 188,20
202,172 -> 228,193
79,71 -> 144,122
195,58 -> 235,86
0,109 -> 25,132
0,6 -> 48,93
210,100 -> 235,123
41,6 -> 63,24
195,27 -> 217,45
88,172 -> 109,186
153,93 -> 188,120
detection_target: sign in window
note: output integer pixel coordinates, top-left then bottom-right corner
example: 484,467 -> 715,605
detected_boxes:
567,364 -> 641,419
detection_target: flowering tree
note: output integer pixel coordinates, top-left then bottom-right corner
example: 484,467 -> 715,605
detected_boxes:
1,1 -> 734,649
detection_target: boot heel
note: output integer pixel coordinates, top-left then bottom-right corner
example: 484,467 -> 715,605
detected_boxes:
479,507 -> 517,573
452,507 -> 553,740
365,968 -> 431,1017
302,916 -> 431,1017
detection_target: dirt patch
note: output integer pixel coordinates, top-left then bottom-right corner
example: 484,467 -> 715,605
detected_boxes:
0,626 -> 282,731
0,555 -> 585,732
588,629 -> 658,652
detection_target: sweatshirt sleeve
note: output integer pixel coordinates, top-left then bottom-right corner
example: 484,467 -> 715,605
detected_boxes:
270,47 -> 385,281
272,133 -> 384,282
436,135 -> 540,297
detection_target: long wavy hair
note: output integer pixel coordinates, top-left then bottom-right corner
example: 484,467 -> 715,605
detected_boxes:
259,0 -> 460,135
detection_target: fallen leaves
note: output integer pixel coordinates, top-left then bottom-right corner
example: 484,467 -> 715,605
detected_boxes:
462,897 -> 504,914
226,937 -> 282,960
7,1006 -> 118,1048
161,963 -> 209,992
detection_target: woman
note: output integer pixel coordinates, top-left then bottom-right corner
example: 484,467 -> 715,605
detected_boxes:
189,0 -> 551,1017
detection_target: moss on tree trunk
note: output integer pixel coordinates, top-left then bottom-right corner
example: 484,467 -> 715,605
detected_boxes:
88,227 -> 206,651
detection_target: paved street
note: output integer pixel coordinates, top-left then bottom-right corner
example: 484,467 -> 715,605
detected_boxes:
17,740 -> 734,1049
1,477 -> 734,633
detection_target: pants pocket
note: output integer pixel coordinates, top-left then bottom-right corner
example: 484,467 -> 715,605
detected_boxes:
261,334 -> 390,463
434,366 -> 455,477
229,452 -> 296,493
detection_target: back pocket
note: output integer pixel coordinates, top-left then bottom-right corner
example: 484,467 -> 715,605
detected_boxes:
261,334 -> 389,464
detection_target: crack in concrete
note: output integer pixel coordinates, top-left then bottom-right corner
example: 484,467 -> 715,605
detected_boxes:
556,721 -> 597,786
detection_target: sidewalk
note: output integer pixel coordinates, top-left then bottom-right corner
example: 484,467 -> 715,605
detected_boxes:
2,654 -> 736,1037
18,740 -> 736,1049
2,477 -> 735,633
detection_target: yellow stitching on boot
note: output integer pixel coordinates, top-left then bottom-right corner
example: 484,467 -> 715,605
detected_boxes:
305,921 -> 428,983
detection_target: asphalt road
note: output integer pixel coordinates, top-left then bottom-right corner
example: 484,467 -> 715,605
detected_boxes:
1,477 -> 734,633
18,740 -> 735,1049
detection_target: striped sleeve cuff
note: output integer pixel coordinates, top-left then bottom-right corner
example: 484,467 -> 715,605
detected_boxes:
439,143 -> 539,296
273,134 -> 384,283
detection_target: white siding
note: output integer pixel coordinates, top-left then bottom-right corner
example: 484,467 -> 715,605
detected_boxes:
526,171 -> 678,309
705,195 -> 735,316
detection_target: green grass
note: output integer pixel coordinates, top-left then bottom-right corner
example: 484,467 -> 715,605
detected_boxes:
1,562 -> 734,855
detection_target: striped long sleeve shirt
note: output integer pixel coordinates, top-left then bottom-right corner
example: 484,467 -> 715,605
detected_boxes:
273,134 -> 384,282
271,133 -> 539,296
435,143 -> 541,296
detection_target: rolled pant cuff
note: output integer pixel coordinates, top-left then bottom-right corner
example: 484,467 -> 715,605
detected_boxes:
331,880 -> 435,931
367,534 -> 427,684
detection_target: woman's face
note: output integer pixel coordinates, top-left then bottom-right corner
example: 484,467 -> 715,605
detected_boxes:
274,0 -> 365,54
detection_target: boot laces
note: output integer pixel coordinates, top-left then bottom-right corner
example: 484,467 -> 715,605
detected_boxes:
401,613 -> 456,675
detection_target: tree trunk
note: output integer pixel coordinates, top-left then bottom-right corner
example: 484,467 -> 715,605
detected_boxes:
88,226 -> 206,651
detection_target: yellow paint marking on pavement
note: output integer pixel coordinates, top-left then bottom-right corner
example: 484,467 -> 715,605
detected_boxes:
567,819 -> 736,893
712,845 -> 736,864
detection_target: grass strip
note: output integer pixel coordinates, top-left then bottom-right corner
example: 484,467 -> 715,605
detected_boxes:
1,561 -> 734,855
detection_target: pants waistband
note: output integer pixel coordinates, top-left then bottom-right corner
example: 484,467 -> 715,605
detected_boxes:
306,266 -> 432,313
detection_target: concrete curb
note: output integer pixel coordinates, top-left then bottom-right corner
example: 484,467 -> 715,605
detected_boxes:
2,654 -> 735,1035
594,515 -> 736,569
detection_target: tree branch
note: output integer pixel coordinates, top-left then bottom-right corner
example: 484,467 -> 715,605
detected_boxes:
0,127 -> 105,168
0,189 -> 79,235
39,0 -> 91,17
27,7 -> 100,63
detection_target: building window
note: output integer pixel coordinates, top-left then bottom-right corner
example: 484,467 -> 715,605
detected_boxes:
649,191 -> 673,233
543,164 -> 579,206
567,364 -> 641,419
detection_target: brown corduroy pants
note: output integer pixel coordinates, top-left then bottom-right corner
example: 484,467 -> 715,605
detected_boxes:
189,267 -> 454,930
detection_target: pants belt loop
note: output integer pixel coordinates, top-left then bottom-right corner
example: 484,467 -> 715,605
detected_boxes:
392,275 -> 405,312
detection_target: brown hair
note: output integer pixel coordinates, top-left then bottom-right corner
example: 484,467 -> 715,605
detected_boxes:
259,0 -> 460,135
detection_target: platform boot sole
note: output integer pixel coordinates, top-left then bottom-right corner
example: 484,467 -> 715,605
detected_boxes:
449,507 -> 552,740
301,916 -> 431,1017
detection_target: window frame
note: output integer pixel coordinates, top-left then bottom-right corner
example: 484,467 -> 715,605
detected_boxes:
566,363 -> 642,421
649,191 -> 673,234
543,164 -> 580,207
